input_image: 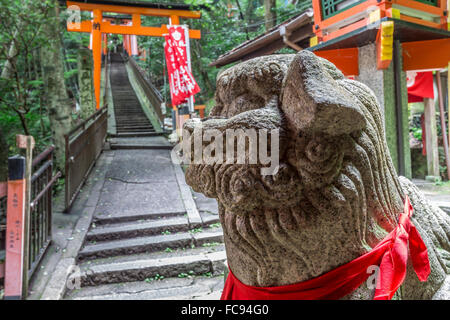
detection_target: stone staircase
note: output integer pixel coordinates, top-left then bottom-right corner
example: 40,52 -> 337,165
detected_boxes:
64,148 -> 226,300
109,53 -> 158,139
64,196 -> 226,299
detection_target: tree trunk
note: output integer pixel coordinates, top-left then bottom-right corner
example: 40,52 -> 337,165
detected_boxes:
0,128 -> 8,182
77,47 -> 96,119
264,0 -> 277,31
1,31 -> 19,80
40,1 -> 73,172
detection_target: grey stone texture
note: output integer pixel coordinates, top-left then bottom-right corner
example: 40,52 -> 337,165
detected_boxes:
77,48 -> 96,120
79,251 -> 226,287
86,216 -> 190,242
67,276 -> 225,300
109,136 -> 171,149
183,50 -> 450,299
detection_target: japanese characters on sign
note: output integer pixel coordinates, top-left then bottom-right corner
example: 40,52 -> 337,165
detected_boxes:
164,25 -> 200,106
5,179 -> 25,298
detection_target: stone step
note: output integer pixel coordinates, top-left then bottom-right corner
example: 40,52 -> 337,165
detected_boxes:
78,230 -> 224,262
115,125 -> 152,128
115,122 -> 152,125
116,119 -> 151,122
116,122 -> 151,125
114,110 -> 145,112
115,114 -> 147,117
79,243 -> 225,269
115,119 -> 149,123
115,128 -> 154,131
66,275 -> 225,300
109,132 -> 162,138
116,126 -> 154,130
115,121 -> 151,125
114,114 -> 148,117
114,108 -> 142,111
87,216 -> 221,242
114,107 -> 142,109
115,115 -> 146,117
79,250 -> 226,287
115,129 -> 155,133
92,210 -> 187,226
110,144 -> 173,150
115,116 -> 147,119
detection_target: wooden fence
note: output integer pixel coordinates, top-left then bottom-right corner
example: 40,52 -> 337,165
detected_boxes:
2,142 -> 60,299
64,53 -> 109,212
28,146 -> 61,277
64,107 -> 107,212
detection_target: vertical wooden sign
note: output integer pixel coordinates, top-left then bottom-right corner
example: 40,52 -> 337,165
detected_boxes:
4,156 -> 26,300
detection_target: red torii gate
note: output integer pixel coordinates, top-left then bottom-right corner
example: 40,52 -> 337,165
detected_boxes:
65,0 -> 201,109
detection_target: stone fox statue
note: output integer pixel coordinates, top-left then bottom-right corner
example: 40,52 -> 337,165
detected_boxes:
183,51 -> 450,299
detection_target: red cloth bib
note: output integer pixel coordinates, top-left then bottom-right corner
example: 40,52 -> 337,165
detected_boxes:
221,196 -> 430,300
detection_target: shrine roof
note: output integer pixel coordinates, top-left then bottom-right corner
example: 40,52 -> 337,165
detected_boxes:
62,0 -> 206,11
210,9 -> 314,68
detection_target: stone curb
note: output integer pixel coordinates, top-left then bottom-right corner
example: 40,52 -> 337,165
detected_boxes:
171,156 -> 202,225
106,63 -> 117,136
40,258 -> 75,300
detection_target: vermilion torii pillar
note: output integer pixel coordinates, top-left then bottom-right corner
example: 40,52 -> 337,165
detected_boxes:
66,0 -> 201,109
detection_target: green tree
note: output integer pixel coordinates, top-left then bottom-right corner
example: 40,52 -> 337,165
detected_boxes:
264,0 -> 277,30
0,0 -> 51,137
40,0 -> 74,170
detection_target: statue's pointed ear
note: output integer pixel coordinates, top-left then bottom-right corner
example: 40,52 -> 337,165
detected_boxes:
280,50 -> 365,136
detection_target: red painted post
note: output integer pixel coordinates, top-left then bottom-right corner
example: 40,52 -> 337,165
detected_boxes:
4,156 -> 26,299
92,9 -> 102,109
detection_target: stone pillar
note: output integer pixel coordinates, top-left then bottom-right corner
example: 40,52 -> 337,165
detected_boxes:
423,97 -> 440,180
357,43 -> 411,178
77,48 -> 96,119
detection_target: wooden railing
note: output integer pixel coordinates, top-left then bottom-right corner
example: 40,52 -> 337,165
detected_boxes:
2,143 -> 61,298
64,107 -> 107,212
64,54 -> 110,212
28,146 -> 61,278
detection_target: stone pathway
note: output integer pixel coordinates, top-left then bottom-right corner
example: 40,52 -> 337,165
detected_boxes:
413,179 -> 450,214
64,138 -> 226,300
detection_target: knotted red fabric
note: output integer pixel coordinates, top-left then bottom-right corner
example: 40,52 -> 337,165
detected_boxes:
221,195 -> 430,300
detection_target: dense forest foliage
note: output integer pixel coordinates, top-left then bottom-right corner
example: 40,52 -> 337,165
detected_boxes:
0,0 -> 311,178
